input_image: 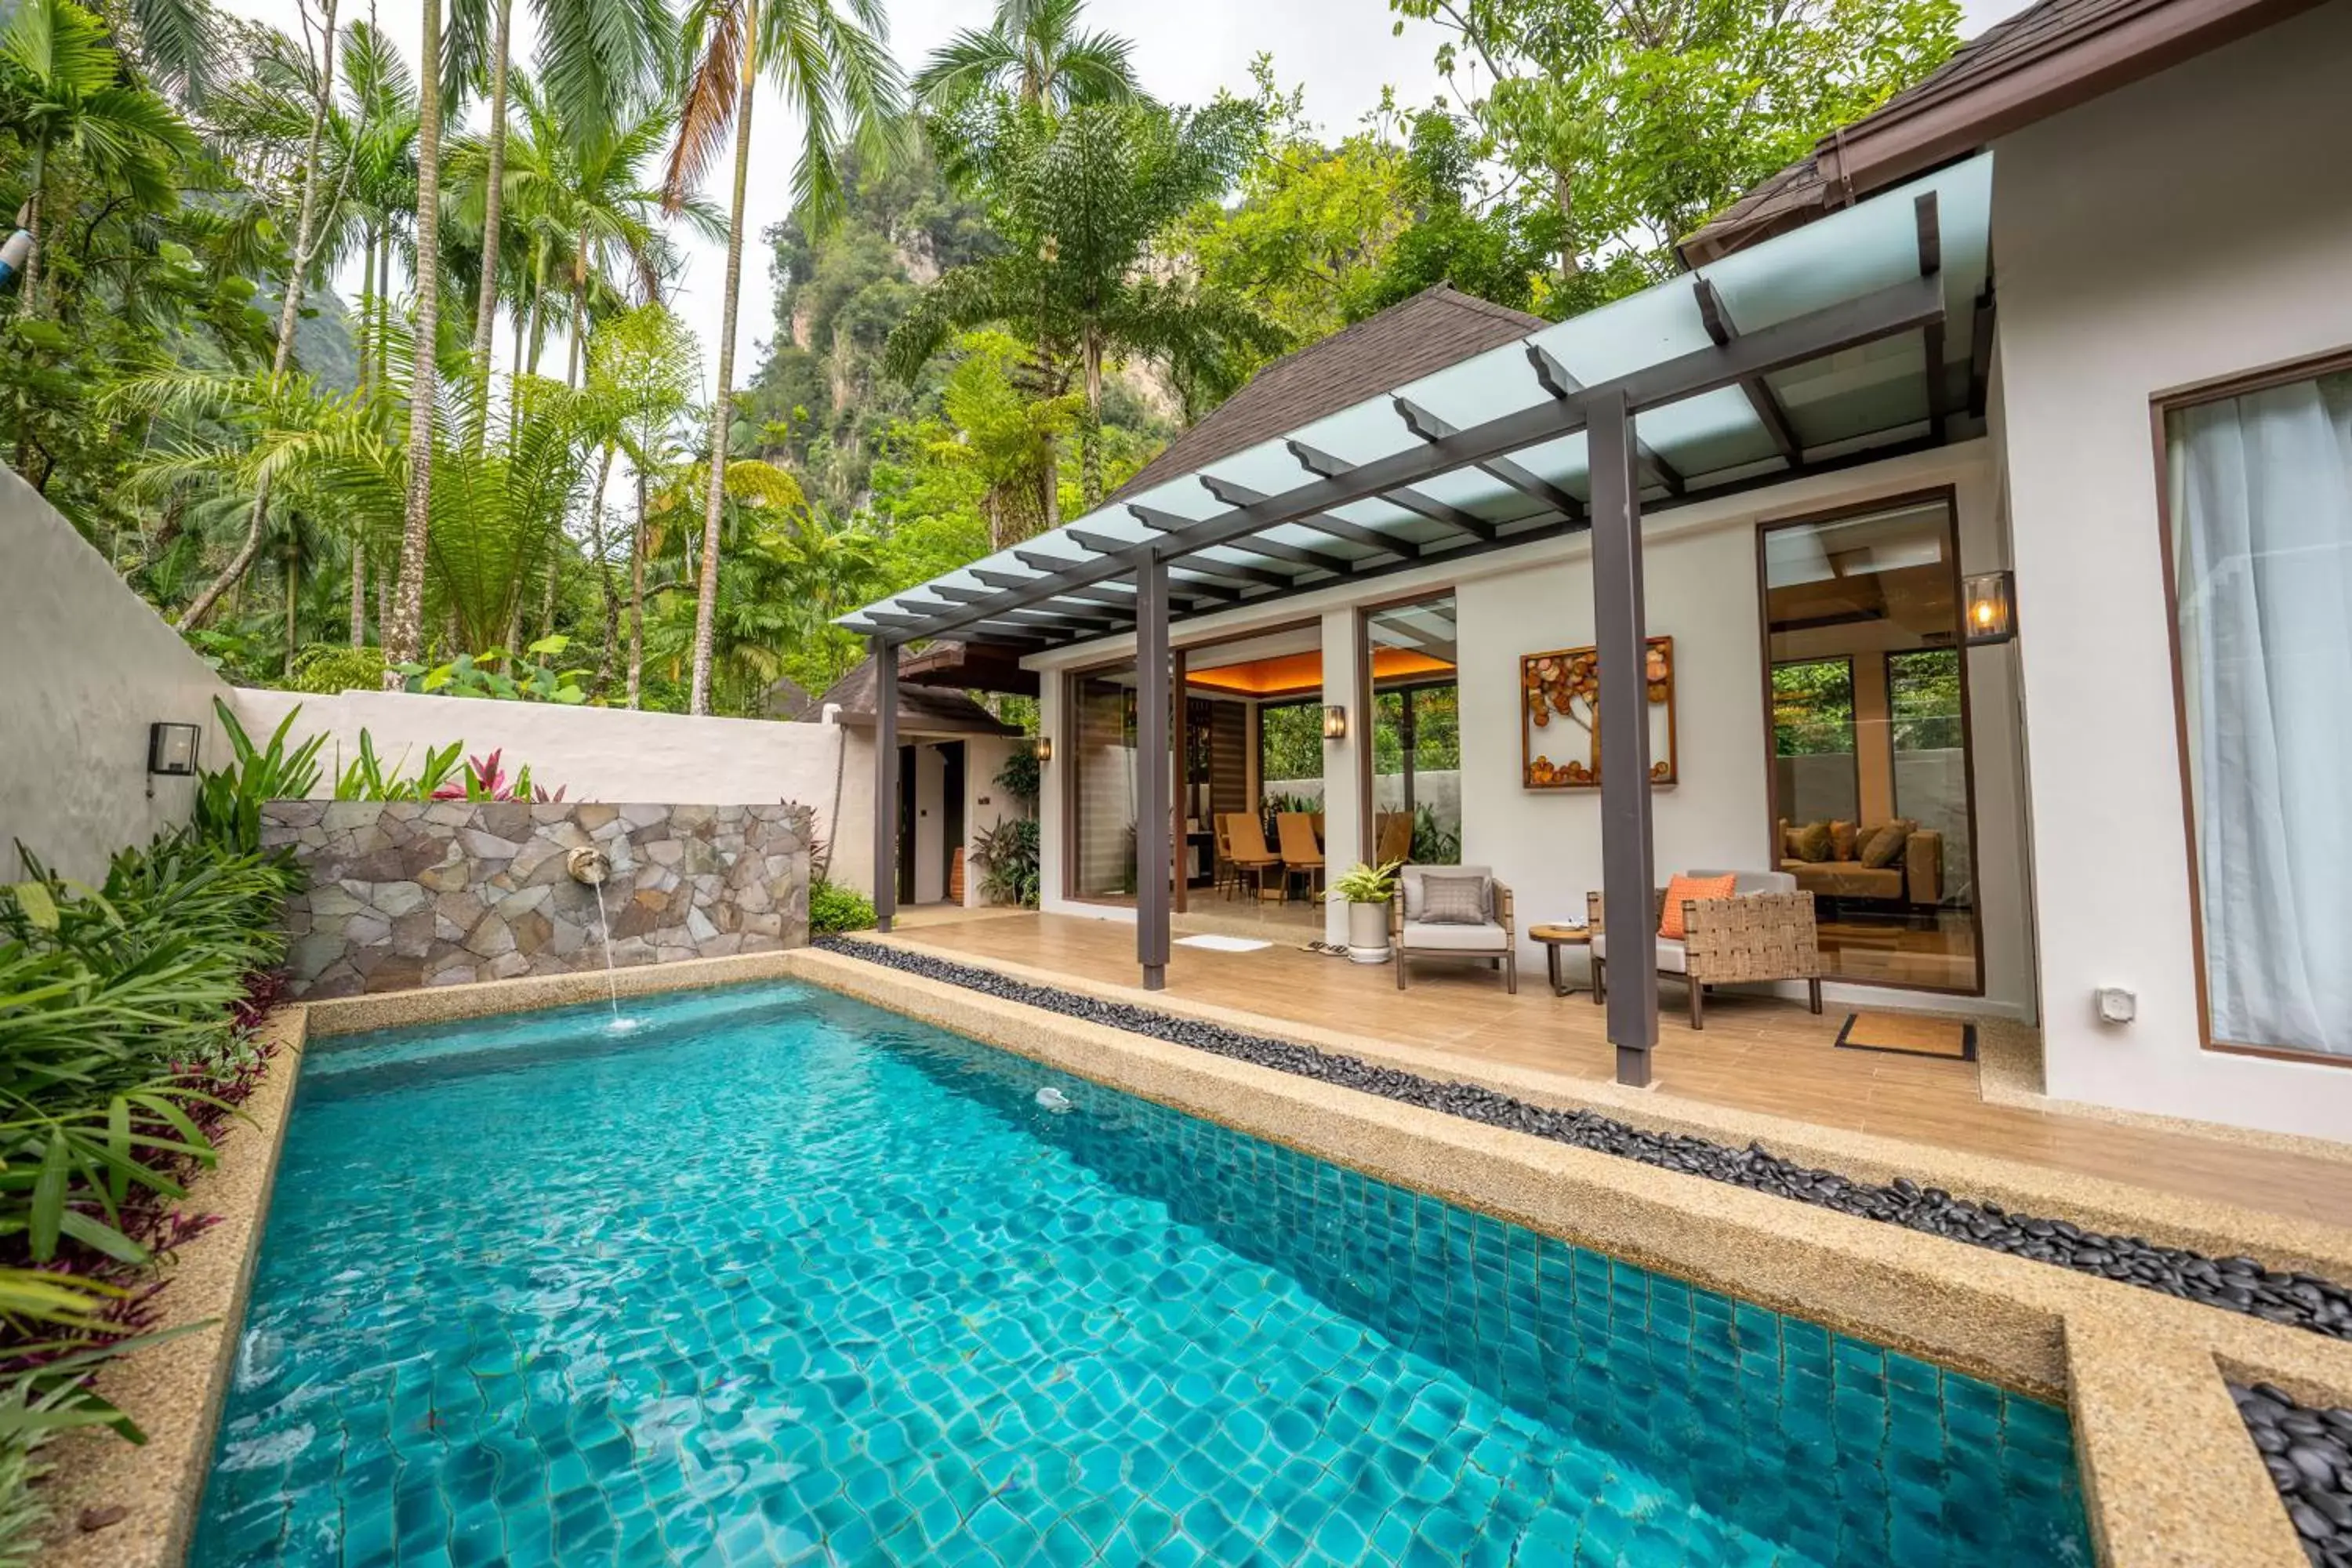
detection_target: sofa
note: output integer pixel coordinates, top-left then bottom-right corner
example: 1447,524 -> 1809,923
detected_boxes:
1776,818 -> 1944,907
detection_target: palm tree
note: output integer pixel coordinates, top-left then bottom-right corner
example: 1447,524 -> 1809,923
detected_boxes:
382,0 -> 444,683
450,78 -> 720,387
328,20 -> 419,638
3,0 -> 194,318
450,0 -> 675,375
176,0 -> 345,629
913,0 -> 1147,118
663,0 -> 905,715
887,100 -> 1279,509
583,302 -> 697,706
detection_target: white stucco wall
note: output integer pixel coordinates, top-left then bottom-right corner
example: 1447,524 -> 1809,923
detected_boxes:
230,686 -> 849,873
0,468 -> 233,880
1990,0 -> 2352,1137
961,735 -> 1029,907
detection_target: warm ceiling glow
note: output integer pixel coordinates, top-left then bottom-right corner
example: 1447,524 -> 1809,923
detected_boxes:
1182,648 -> 1455,699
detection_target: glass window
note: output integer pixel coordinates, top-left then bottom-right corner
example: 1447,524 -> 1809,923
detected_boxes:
1772,657 -> 1860,826
1069,673 -> 1136,900
2165,368 -> 2352,1058
1761,498 -> 1980,993
1365,597 -> 1461,865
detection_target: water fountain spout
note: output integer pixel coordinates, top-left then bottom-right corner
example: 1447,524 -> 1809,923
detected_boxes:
564,846 -> 633,1030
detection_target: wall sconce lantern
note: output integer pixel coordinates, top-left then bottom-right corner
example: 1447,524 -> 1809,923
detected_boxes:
1031,735 -> 1053,764
1322,705 -> 1348,740
147,721 -> 201,798
1962,569 -> 2017,646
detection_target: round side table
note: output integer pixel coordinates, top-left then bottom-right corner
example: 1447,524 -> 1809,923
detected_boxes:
1526,924 -> 1597,997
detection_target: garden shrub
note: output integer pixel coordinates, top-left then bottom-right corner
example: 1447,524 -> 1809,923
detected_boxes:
809,879 -> 877,935
0,829 -> 300,1558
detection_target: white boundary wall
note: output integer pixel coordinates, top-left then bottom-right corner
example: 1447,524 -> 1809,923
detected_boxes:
0,468 -> 232,880
230,688 -> 851,869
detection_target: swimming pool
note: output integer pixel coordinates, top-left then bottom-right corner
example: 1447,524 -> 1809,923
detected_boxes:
194,981 -> 2093,1566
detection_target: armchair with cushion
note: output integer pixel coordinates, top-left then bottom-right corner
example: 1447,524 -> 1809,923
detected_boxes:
1391,866 -> 1516,993
1588,869 -> 1821,1028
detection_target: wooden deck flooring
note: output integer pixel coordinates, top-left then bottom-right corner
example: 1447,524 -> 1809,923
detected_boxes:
878,910 -> 2352,1232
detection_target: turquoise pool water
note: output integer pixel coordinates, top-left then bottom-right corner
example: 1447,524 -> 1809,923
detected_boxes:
193,982 -> 2093,1566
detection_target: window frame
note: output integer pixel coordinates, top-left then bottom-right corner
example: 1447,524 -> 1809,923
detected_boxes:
2151,347 -> 2352,1067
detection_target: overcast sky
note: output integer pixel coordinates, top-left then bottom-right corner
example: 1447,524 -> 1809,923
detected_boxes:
213,0 -> 2033,397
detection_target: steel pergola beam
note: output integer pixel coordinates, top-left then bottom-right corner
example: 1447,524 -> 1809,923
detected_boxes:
1916,192 -> 1948,444
1692,276 -> 1806,469
848,262 -> 1944,644
1521,349 -> 1686,497
1392,395 -> 1590,519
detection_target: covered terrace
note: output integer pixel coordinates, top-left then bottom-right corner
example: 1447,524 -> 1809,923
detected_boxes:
843,154 -> 1996,1089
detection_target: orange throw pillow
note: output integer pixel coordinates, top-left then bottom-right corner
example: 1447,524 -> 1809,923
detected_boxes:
1660,873 -> 1739,940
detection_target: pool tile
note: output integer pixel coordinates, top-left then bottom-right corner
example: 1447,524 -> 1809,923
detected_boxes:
192,982 -> 2093,1568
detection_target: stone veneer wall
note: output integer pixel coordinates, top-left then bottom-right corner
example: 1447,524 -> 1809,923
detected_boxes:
262,800 -> 811,997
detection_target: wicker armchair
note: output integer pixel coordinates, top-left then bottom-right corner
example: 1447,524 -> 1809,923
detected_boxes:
1588,869 -> 1821,1029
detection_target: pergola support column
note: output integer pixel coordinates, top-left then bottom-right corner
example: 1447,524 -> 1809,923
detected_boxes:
1588,390 -> 1658,1086
870,636 -> 898,935
1134,553 -> 1171,989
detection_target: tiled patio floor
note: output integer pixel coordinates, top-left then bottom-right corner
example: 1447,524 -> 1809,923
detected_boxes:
874,910 -> 2352,1233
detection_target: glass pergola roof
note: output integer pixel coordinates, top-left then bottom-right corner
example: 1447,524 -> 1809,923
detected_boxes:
842,154 -> 1993,652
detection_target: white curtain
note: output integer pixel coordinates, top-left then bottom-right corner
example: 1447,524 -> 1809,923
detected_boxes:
2169,372 -> 2352,1056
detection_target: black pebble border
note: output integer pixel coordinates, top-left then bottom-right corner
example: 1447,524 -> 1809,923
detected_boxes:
816,935 -> 2352,1342
2233,1383 -> 2352,1566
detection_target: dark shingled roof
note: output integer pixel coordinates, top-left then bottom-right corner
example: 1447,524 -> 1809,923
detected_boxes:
1109,285 -> 1547,503
815,652 -> 1023,737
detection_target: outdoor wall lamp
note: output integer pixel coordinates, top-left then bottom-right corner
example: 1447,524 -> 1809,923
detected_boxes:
1962,569 -> 2017,646
1032,735 -> 1053,764
1322,705 -> 1348,740
146,721 -> 201,799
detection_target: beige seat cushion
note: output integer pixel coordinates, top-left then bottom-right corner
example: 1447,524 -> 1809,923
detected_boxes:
1400,920 -> 1510,953
1589,931 -> 1688,973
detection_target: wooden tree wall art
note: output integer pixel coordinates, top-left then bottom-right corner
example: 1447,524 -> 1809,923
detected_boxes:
1520,636 -> 1678,789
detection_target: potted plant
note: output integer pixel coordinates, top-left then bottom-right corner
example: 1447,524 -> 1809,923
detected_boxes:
1330,859 -> 1403,964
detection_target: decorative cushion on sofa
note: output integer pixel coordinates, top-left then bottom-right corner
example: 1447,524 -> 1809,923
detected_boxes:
1658,873 -> 1738,940
1418,873 -> 1490,925
1860,819 -> 1915,869
1791,822 -> 1835,862
1830,819 -> 1858,861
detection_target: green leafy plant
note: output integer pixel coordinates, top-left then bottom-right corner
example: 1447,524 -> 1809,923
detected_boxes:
1330,859 -> 1403,905
283,644 -> 390,695
331,731 -> 467,801
1411,804 -> 1461,866
808,879 -> 878,935
192,699 -> 326,855
993,747 -> 1041,810
394,635 -> 592,704
971,818 -> 1040,908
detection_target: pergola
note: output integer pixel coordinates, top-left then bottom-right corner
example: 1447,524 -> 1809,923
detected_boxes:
841,155 -> 1994,1087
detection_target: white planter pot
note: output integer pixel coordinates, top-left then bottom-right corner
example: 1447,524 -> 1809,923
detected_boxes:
1346,900 -> 1391,963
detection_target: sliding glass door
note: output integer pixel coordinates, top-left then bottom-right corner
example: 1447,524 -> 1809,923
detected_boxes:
1760,496 -> 1981,993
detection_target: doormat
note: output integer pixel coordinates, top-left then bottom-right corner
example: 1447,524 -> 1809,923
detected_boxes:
1174,935 -> 1272,953
1835,1011 -> 1976,1061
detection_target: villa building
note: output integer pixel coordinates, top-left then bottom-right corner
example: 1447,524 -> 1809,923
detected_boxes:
844,0 -> 2352,1142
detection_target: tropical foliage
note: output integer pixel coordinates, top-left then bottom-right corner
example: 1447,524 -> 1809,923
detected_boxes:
0,825 -> 302,1557
3,0 -> 1962,724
